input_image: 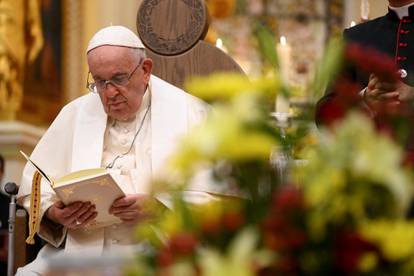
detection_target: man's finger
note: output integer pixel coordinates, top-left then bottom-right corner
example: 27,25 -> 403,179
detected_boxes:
110,203 -> 141,214
112,196 -> 136,208
377,92 -> 399,100
121,213 -> 151,223
81,211 -> 98,226
61,202 -> 87,218
112,209 -> 140,216
367,76 -> 378,90
366,88 -> 382,99
77,205 -> 96,222
375,81 -> 397,91
68,203 -> 93,219
368,88 -> 398,99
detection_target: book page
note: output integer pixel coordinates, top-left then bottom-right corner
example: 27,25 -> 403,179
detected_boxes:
56,168 -> 107,187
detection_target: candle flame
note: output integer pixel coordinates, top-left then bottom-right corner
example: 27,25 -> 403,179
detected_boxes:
216,38 -> 223,49
280,36 -> 287,46
215,38 -> 228,53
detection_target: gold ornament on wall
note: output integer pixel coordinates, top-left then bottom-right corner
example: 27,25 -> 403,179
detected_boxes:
0,0 -> 43,120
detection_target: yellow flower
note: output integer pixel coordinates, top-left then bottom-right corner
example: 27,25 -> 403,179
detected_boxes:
360,220 -> 414,261
170,99 -> 278,176
359,253 -> 378,272
199,228 -> 273,276
185,73 -> 279,102
298,112 -> 412,225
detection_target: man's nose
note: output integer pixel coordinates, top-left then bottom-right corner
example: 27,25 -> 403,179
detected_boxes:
104,82 -> 120,98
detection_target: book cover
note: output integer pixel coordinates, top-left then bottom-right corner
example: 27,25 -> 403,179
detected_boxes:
21,151 -> 126,229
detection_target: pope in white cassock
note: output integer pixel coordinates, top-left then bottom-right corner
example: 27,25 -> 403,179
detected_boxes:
16,25 -> 216,275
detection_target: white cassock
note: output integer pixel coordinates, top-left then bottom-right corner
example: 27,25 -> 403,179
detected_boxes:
16,75 -> 217,275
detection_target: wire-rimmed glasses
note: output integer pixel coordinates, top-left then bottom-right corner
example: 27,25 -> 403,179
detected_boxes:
86,58 -> 143,93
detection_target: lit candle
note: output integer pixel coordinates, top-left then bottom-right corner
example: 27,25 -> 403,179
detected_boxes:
275,36 -> 291,113
361,0 -> 369,21
276,36 -> 292,84
216,38 -> 228,53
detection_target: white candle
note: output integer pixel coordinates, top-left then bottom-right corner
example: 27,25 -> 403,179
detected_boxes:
276,36 -> 292,84
361,0 -> 369,20
275,93 -> 289,114
275,36 -> 291,113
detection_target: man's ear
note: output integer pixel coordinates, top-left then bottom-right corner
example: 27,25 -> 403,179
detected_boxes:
142,58 -> 153,83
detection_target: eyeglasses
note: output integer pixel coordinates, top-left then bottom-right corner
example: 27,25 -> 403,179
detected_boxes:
86,58 -> 143,93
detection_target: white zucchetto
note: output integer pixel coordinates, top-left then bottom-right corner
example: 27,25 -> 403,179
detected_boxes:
87,25 -> 145,53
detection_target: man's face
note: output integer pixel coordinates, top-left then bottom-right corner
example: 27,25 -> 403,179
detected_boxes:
87,46 -> 152,121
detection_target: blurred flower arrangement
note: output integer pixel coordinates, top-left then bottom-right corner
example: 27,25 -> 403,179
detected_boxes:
125,25 -> 414,276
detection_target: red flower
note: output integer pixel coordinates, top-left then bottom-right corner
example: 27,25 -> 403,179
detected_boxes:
345,43 -> 399,82
222,211 -> 245,232
332,77 -> 362,103
157,232 -> 200,269
343,43 -> 408,118
262,216 -> 285,231
276,255 -> 298,274
168,232 -> 199,256
403,150 -> 414,168
261,186 -> 307,252
318,43 -> 402,128
263,232 -> 285,251
201,217 -> 221,236
334,230 -> 378,274
317,77 -> 370,128
157,248 -> 174,267
316,97 -> 347,127
273,185 -> 304,211
284,228 -> 307,248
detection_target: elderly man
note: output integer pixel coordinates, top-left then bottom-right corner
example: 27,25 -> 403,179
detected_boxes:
16,25 -> 214,275
316,0 -> 414,131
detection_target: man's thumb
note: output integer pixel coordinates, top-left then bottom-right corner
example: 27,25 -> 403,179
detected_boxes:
54,201 -> 65,209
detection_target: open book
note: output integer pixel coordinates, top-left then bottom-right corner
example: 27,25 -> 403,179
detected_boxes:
20,151 -> 126,229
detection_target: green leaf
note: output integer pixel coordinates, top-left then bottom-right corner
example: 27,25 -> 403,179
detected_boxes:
310,36 -> 345,101
253,22 -> 278,69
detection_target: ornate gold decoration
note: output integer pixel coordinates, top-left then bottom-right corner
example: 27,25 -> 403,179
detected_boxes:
26,170 -> 42,244
98,178 -> 110,186
0,0 -> 43,120
59,187 -> 75,199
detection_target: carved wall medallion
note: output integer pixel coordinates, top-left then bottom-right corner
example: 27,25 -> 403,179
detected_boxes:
137,0 -> 208,56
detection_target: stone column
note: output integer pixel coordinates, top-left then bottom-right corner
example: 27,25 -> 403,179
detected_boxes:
0,121 -> 45,190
